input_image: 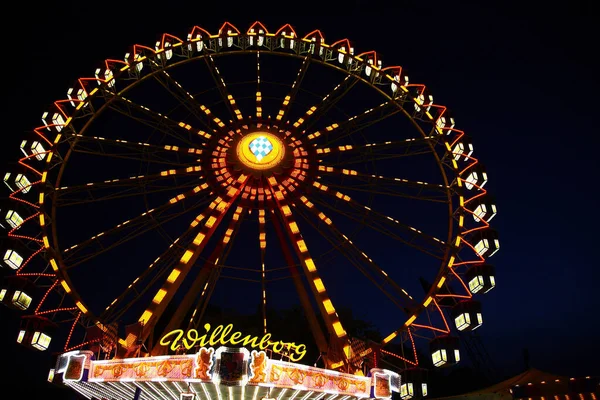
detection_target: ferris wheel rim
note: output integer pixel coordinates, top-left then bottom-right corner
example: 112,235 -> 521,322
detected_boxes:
4,23 -> 498,366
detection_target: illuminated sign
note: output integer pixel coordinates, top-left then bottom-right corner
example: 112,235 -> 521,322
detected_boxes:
159,323 -> 307,361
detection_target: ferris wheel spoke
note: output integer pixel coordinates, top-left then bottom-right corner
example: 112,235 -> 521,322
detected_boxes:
149,66 -> 220,133
70,147 -> 190,168
62,194 -> 213,273
316,136 -> 437,157
310,188 -> 447,260
307,101 -> 400,147
255,52 -> 264,118
54,165 -> 202,196
153,206 -> 247,355
317,163 -> 449,203
108,94 -> 212,147
258,208 -> 268,334
204,55 -> 243,124
54,176 -> 203,207
294,196 -> 418,310
66,132 -> 204,158
328,149 -> 435,167
131,174 -> 249,350
268,176 -> 353,368
100,197 -> 226,325
275,55 -> 310,125
269,207 -> 330,356
292,74 -> 359,130
60,182 -> 212,267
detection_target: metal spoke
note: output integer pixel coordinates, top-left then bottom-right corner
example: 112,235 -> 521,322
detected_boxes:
70,148 -> 190,168
323,136 -> 436,167
60,181 -> 212,268
317,163 -> 449,203
267,176 -> 352,368
132,174 -> 249,349
310,185 -> 448,259
54,166 -> 203,207
258,208 -> 268,334
310,101 -> 401,146
315,136 -> 437,157
275,55 -> 310,125
292,74 -> 360,131
55,178 -> 203,207
149,63 -> 218,132
100,230 -> 198,323
152,206 -> 247,355
107,93 -> 212,147
66,132 -> 204,157
204,55 -> 242,124
294,196 -> 418,310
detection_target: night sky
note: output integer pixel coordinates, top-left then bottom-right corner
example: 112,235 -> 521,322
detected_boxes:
1,2 -> 599,399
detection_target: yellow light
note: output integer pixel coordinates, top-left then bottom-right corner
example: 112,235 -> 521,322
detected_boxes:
139,310 -> 153,324
227,187 -> 237,197
289,222 -> 299,234
343,344 -> 352,358
405,315 -> 417,326
180,250 -> 194,264
43,236 -> 50,249
39,193 -> 44,204
423,296 -> 433,307
60,280 -> 71,293
153,289 -> 168,304
76,301 -> 88,314
50,259 -> 58,271
332,321 -> 346,337
193,233 -> 206,245
313,278 -> 326,292
167,269 -> 181,283
323,299 -> 335,314
305,258 -> 316,272
382,331 -> 397,344
205,216 -> 217,228
437,276 -> 446,288
39,214 -> 45,226
281,205 -> 292,216
297,240 -> 307,252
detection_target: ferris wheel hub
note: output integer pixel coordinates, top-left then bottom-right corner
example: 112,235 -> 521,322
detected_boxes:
236,131 -> 285,170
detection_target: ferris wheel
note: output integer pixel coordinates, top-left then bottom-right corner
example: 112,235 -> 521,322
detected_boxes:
1,21 -> 499,399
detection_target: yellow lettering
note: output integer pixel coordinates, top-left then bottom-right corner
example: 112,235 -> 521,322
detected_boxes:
159,329 -> 184,352
271,340 -> 285,353
185,329 -> 200,350
158,324 -> 306,361
258,333 -> 272,350
241,334 -> 259,347
209,325 -> 224,346
199,323 -> 211,347
220,324 -> 233,344
229,331 -> 242,345
289,343 -> 307,362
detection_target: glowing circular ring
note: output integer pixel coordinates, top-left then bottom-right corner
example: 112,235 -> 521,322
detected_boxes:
236,132 -> 285,170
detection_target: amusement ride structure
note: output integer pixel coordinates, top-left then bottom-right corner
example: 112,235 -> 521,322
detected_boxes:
1,21 -> 499,400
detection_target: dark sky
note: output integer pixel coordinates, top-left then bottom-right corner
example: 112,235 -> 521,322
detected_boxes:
1,2 -> 599,399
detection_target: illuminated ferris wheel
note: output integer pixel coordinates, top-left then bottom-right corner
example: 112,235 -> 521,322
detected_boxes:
1,21 -> 499,399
